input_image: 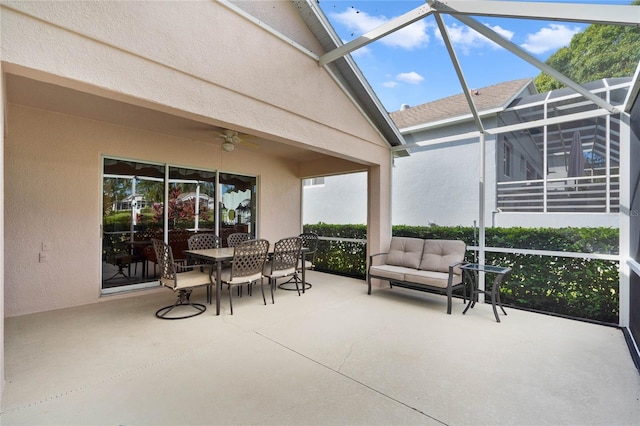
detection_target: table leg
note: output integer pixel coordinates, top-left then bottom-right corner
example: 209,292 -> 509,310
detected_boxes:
486,273 -> 508,322
302,263 -> 306,294
462,269 -> 475,315
216,260 -> 222,315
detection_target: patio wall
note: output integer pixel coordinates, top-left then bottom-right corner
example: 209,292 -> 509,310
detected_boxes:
4,103 -> 304,315
1,0 -> 393,315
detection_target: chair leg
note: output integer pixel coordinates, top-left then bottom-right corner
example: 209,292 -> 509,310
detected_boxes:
155,289 -> 206,320
229,287 -> 234,315
278,269 -> 310,293
293,273 -> 301,296
261,279 -> 267,305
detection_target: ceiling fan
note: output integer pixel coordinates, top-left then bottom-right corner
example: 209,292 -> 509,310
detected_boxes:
218,129 -> 259,152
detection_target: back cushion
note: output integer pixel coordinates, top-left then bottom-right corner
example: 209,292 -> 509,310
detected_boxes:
385,237 -> 424,269
419,240 -> 466,273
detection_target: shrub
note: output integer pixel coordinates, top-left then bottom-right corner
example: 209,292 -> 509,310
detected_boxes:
303,223 -> 619,324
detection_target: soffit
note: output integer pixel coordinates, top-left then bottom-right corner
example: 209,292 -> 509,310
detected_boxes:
4,73 -> 327,162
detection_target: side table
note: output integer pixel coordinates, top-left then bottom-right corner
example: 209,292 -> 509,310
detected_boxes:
460,263 -> 511,322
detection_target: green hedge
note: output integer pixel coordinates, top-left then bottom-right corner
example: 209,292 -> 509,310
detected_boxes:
303,223 -> 619,324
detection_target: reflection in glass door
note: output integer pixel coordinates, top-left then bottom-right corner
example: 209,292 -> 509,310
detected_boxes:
101,159 -> 255,291
219,173 -> 256,246
163,167 -> 217,264
102,159 -> 165,290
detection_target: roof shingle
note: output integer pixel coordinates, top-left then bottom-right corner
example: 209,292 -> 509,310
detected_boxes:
389,78 -> 535,129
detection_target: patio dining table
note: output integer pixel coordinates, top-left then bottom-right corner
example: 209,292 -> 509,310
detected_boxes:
184,246 -> 308,315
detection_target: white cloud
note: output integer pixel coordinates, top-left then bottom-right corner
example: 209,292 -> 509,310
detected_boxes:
396,72 -> 424,84
331,8 -> 430,50
435,22 -> 514,54
382,81 -> 398,88
520,24 -> 581,55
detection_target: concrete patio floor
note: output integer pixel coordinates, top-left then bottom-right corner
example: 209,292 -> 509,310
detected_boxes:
2,271 -> 639,425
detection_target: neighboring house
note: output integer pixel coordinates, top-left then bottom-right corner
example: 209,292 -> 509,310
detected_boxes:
305,77 -> 630,229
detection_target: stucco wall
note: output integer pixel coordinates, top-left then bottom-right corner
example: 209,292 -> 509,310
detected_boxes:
304,173 -> 368,225
1,65 -> 5,402
4,104 -> 303,317
0,1 -> 390,167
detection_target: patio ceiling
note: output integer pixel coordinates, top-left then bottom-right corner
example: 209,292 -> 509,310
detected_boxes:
4,73 -> 329,163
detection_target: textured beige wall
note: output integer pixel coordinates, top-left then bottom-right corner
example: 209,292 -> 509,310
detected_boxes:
0,1 -> 393,313
0,1 -> 390,166
1,66 -> 5,401
4,104 -> 305,316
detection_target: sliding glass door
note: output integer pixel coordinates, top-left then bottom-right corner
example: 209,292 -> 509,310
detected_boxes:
102,157 -> 257,291
102,159 -> 165,289
219,173 -> 257,246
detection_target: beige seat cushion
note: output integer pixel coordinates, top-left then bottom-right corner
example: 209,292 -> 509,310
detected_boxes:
368,264 -> 408,282
162,269 -> 212,290
263,261 -> 296,278
404,269 -> 462,289
220,268 -> 263,285
385,237 -> 424,269
419,240 -> 465,273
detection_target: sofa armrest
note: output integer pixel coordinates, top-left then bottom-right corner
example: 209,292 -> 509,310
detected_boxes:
449,262 -> 468,276
369,252 -> 388,266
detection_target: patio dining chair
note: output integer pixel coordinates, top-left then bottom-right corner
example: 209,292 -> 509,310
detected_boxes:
188,233 -> 222,303
279,232 -> 318,291
152,238 -> 213,319
227,232 -> 251,248
263,236 -> 303,298
220,239 -> 269,314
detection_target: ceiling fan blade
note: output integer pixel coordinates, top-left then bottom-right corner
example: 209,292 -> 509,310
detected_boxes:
238,139 -> 260,150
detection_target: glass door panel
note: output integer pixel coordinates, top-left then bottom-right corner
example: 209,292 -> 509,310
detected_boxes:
102,159 -> 165,289
219,173 -> 256,246
166,167 -> 217,262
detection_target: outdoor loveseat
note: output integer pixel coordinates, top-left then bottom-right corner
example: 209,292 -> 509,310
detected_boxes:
367,237 -> 467,314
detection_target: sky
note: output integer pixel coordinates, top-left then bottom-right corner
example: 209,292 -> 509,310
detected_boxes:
317,0 -> 635,112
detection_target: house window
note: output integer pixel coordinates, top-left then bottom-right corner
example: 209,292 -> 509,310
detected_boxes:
503,142 -> 512,178
303,177 -> 325,187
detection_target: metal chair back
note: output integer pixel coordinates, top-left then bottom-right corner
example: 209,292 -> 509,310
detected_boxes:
227,232 -> 251,248
152,238 -> 177,283
300,232 -> 319,268
188,233 -> 221,250
270,237 -> 303,276
230,239 -> 269,281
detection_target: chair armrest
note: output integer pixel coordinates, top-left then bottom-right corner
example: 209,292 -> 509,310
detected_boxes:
448,262 -> 465,276
369,252 -> 388,266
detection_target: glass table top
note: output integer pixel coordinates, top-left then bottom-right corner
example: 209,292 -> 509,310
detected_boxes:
460,263 -> 511,274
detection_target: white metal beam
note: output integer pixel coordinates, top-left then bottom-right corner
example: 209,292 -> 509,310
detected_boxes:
624,61 -> 640,113
453,14 -> 619,113
390,131 -> 481,151
485,108 -> 611,136
433,13 -> 485,133
429,0 -> 640,26
318,3 -> 435,66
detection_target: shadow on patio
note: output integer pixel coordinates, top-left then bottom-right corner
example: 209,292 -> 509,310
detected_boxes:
2,271 -> 639,425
